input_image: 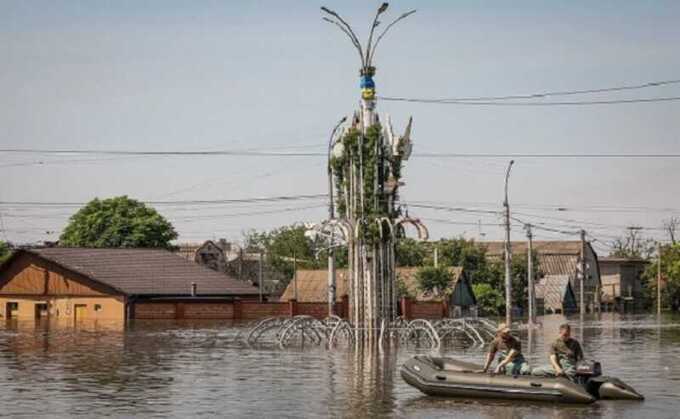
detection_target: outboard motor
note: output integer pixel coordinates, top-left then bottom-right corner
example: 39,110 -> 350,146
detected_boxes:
578,360 -> 644,400
574,360 -> 602,385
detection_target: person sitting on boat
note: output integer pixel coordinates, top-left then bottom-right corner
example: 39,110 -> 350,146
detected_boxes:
478,323 -> 531,376
532,323 -> 584,380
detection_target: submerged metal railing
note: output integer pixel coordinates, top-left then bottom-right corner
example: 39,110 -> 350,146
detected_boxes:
240,316 -> 497,350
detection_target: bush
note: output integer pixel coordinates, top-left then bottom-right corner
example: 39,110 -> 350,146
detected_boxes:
416,266 -> 453,295
473,283 -> 505,316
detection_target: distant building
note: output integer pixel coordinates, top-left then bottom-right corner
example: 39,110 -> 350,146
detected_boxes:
599,257 -> 648,312
279,266 -> 477,318
535,274 -> 578,314
176,239 -> 242,272
176,240 -> 285,296
0,248 -> 260,321
482,241 -> 602,313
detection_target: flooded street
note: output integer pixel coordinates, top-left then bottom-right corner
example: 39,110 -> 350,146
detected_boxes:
1,314 -> 679,418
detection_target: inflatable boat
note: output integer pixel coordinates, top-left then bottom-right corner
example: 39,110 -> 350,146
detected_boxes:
401,356 -> 643,404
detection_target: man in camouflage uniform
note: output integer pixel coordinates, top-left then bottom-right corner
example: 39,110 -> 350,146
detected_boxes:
479,323 -> 531,376
533,323 -> 584,380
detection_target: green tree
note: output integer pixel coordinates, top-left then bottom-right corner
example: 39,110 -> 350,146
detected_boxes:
643,243 -> 680,311
244,224 -> 333,279
60,196 -> 177,248
428,238 -> 499,286
415,266 -> 453,294
487,252 -> 542,313
0,241 -> 11,263
395,237 -> 427,267
473,283 -> 505,316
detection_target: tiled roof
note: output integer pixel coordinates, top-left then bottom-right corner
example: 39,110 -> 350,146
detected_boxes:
17,248 -> 260,296
482,241 -> 583,278
535,274 -> 576,311
279,267 -> 464,303
482,241 -> 582,257
279,269 -> 350,302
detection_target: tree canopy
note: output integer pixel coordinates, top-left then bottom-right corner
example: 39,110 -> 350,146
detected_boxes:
0,241 -> 11,264
244,224 -> 349,280
643,243 -> 680,311
60,196 -> 177,248
415,266 -> 453,295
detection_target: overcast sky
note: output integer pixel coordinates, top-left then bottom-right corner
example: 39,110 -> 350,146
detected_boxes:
2,0 -> 679,253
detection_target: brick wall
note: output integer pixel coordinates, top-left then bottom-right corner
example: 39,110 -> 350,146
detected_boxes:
134,303 -> 176,319
410,301 -> 445,319
183,303 -> 234,319
132,300 -> 346,320
296,302 -> 330,319
240,302 -> 289,320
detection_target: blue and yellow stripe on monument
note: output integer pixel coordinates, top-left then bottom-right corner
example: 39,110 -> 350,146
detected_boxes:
360,74 -> 376,100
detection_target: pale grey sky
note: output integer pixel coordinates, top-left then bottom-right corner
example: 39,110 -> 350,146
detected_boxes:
2,1 -> 679,253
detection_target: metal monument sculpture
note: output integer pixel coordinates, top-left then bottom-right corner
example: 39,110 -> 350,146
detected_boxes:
308,3 -> 428,339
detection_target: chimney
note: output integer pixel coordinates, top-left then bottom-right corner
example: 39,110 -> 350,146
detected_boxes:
191,282 -> 197,297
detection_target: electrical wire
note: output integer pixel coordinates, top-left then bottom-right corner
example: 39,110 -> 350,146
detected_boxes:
379,96 -> 680,106
4,149 -> 680,159
381,79 -> 680,102
0,193 -> 327,208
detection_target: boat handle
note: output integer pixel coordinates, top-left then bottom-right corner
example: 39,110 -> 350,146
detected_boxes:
530,382 -> 542,387
436,375 -> 447,381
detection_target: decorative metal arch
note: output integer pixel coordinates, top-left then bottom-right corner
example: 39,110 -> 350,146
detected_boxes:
396,216 -> 429,241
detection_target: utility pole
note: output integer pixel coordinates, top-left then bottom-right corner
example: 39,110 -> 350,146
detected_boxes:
434,246 -> 439,268
258,251 -> 264,302
293,251 -> 298,302
525,224 -> 535,326
503,160 -> 515,326
580,229 -> 587,316
658,242 -> 662,316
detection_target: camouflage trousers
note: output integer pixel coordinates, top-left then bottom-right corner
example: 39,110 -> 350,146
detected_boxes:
498,353 -> 532,376
531,359 -> 576,380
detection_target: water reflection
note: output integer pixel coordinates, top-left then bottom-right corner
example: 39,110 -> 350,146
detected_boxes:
0,315 -> 679,418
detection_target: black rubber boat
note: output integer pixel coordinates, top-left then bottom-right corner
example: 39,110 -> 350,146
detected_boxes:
401,356 -> 644,404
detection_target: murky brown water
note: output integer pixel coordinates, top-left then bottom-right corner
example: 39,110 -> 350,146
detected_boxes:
1,314 -> 678,418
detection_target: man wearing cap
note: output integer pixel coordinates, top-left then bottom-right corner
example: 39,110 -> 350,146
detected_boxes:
478,323 -> 531,376
533,323 -> 584,380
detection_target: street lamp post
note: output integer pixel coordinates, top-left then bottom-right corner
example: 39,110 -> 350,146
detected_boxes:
327,116 -> 347,316
503,160 -> 515,326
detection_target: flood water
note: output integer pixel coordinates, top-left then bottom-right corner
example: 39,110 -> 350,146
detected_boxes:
1,314 -> 679,418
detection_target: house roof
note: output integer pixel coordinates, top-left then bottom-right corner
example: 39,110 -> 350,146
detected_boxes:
279,266 -> 466,303
482,241 -> 583,257
0,248 -> 260,297
599,256 -> 648,265
279,269 -> 350,302
535,274 -> 576,311
482,241 -> 589,279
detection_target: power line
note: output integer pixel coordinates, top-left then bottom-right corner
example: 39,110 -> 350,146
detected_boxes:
0,193 -> 327,208
0,148 -> 325,157
406,203 -> 501,215
381,79 -> 680,102
168,205 -> 326,221
4,149 -> 680,159
415,153 -> 680,159
379,96 -> 680,106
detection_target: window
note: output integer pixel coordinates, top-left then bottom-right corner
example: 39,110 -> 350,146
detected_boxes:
7,302 -> 18,311
94,304 -> 102,312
